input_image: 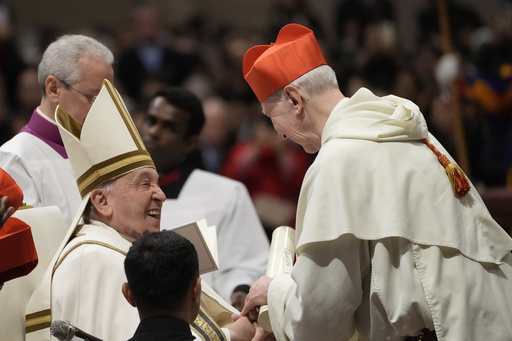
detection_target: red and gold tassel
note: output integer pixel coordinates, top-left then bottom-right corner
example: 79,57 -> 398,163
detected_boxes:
424,138 -> 471,197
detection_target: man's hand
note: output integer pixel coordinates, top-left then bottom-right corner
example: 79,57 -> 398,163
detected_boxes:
253,321 -> 276,341
0,196 -> 14,230
229,314 -> 256,341
231,314 -> 275,341
240,276 -> 272,321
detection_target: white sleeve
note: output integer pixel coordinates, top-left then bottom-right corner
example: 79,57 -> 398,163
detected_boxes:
213,183 -> 270,300
0,148 -> 42,208
221,328 -> 231,341
268,234 -> 369,341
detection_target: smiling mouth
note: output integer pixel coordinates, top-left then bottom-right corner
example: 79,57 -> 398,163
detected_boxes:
146,210 -> 160,218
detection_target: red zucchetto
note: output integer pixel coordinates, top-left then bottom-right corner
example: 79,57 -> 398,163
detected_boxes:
243,23 -> 327,102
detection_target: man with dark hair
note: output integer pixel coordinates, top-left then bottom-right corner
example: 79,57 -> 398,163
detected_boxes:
123,230 -> 201,341
140,87 -> 269,309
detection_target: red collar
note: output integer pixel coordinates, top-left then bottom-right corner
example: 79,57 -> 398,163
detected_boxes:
158,169 -> 181,187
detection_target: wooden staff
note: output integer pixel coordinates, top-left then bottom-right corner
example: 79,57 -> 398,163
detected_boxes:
436,0 -> 471,177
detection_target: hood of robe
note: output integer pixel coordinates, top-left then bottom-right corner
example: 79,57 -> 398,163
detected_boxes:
296,87 -> 512,264
323,87 -> 428,144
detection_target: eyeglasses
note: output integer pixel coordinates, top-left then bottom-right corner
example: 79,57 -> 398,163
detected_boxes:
59,79 -> 97,104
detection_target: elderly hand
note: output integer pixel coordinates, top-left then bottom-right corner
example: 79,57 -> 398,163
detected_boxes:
231,313 -> 275,341
240,276 -> 272,321
0,196 -> 14,230
229,314 -> 256,341
253,323 -> 276,341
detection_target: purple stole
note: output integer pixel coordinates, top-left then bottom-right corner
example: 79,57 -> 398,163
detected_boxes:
19,109 -> 67,158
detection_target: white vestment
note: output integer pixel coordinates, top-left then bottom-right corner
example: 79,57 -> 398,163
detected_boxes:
0,109 -> 81,229
51,221 -> 137,341
266,88 -> 512,341
0,207 -> 67,341
161,169 -> 269,301
26,220 -> 235,341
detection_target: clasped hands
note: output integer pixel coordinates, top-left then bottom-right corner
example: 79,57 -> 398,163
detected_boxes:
229,276 -> 274,341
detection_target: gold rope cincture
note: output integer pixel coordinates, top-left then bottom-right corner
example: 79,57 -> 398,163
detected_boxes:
424,138 -> 471,197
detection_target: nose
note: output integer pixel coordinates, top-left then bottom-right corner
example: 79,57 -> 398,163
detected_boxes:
147,123 -> 161,138
153,185 -> 166,202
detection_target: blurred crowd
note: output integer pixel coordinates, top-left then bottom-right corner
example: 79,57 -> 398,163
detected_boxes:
1,0 -> 512,225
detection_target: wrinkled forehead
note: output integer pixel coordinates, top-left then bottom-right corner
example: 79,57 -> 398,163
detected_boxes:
100,167 -> 157,194
119,167 -> 158,183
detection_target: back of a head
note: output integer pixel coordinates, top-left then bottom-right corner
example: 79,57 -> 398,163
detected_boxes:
124,230 -> 199,314
148,87 -> 205,137
267,65 -> 339,103
37,34 -> 114,95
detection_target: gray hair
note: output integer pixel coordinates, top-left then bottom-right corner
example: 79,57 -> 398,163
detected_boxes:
38,34 -> 114,95
266,65 -> 339,103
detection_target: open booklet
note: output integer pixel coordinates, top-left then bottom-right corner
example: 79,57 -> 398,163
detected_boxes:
166,219 -> 219,275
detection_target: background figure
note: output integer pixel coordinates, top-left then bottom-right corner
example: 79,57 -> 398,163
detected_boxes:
9,66 -> 41,134
0,4 -> 27,109
220,114 -> 311,239
123,230 -> 201,341
198,96 -> 236,174
332,0 -> 395,94
116,3 -> 197,104
0,34 -> 114,229
462,4 -> 512,187
268,0 -> 324,42
415,0 -> 483,56
139,86 -> 269,309
0,75 -> 11,146
241,23 -> 512,341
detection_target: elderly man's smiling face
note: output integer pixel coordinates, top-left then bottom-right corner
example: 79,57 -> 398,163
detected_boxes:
103,167 -> 165,240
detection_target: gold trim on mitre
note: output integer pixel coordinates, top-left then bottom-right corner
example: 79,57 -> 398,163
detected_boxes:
106,82 -> 146,150
56,79 -> 154,199
77,151 -> 152,196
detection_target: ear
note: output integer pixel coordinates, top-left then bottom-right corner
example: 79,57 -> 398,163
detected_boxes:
184,135 -> 200,155
191,277 -> 201,305
90,188 -> 113,218
45,75 -> 62,102
284,85 -> 304,115
122,282 -> 137,307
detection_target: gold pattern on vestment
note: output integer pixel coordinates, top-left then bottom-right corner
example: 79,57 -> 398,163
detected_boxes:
191,307 -> 227,341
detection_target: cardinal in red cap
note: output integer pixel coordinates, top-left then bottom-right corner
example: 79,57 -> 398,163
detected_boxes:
0,168 -> 38,287
240,23 -> 512,341
243,23 -> 327,103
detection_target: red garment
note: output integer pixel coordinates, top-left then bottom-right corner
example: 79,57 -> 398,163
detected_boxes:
0,168 -> 38,283
220,140 -> 311,227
